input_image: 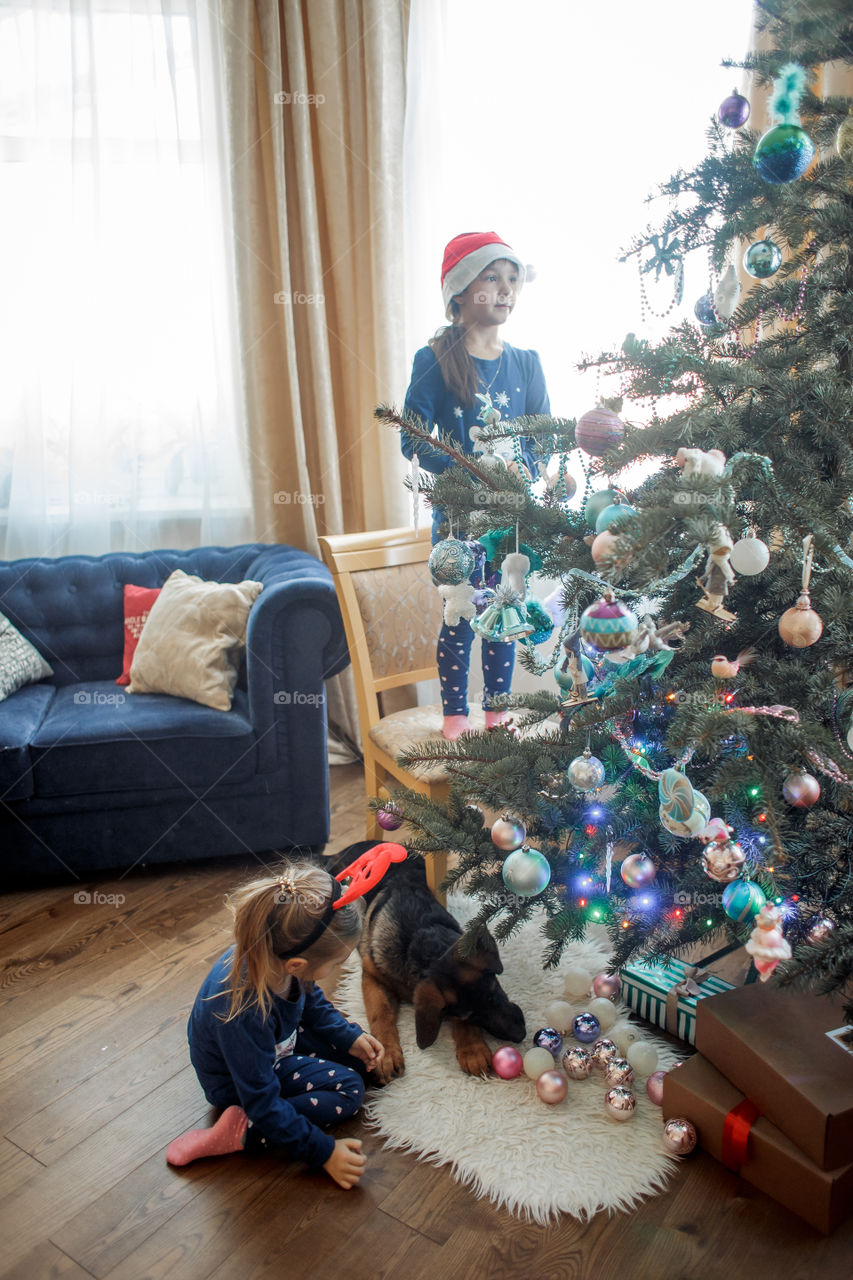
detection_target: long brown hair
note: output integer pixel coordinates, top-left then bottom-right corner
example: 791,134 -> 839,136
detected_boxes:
219,861 -> 363,1022
429,311 -> 479,407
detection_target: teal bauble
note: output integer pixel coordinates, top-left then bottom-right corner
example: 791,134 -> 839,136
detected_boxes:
502,845 -> 551,897
428,537 -> 475,585
743,239 -> 782,280
584,488 -> 619,529
595,502 -> 638,534
722,879 -> 767,923
753,123 -> 815,184
579,594 -> 638,653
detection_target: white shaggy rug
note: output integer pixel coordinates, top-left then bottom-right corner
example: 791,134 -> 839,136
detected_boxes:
336,893 -> 684,1224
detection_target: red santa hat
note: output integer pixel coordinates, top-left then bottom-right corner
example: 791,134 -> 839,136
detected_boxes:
441,231 -> 534,320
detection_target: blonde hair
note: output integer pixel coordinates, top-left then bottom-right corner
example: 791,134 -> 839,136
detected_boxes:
220,860 -> 363,1022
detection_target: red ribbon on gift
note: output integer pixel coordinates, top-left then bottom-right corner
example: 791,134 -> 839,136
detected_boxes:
721,1098 -> 763,1171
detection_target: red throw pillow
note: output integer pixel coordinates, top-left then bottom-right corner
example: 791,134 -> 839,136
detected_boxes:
116,584 -> 162,686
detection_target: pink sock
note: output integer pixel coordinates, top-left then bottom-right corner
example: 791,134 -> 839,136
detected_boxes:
166,1105 -> 248,1166
484,709 -> 508,729
442,714 -> 470,740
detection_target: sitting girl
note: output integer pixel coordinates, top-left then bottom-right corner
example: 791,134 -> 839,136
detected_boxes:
166,861 -> 383,1190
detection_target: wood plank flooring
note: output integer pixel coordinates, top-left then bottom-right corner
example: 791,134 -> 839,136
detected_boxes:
1,761 -> 851,1280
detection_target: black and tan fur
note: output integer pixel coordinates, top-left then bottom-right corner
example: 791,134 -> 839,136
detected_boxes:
332,842 -> 525,1082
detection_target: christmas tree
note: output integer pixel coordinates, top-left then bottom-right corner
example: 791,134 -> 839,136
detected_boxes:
376,0 -> 853,1018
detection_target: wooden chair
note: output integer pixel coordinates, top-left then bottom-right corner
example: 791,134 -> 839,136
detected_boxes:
318,526 -> 490,900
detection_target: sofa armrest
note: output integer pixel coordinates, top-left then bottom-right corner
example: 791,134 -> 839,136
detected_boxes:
244,548 -> 350,773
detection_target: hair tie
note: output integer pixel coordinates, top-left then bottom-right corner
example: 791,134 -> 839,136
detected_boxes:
274,873 -> 296,905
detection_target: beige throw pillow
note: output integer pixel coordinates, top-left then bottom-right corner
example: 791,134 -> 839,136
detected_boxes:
127,570 -> 263,711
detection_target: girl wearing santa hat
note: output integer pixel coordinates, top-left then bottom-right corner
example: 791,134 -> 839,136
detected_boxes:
402,231 -> 551,740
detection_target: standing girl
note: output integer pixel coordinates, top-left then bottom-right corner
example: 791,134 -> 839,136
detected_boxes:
401,231 -> 551,740
166,860 -> 383,1190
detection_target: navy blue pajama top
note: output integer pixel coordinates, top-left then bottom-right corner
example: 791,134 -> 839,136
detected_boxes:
187,946 -> 363,1167
401,341 -> 550,539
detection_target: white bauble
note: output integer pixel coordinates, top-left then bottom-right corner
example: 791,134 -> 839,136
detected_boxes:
626,1041 -> 659,1077
730,535 -> 770,576
562,965 -> 593,1000
587,997 -> 619,1031
545,1000 -> 576,1033
612,1024 -> 642,1054
523,1047 -> 557,1080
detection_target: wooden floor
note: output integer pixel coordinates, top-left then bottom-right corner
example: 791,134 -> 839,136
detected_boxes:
1,762 -> 851,1280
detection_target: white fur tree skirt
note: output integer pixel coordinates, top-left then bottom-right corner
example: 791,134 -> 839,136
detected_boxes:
336,893 -> 685,1224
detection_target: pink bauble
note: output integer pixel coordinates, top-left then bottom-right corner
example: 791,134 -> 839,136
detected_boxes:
591,530 -> 620,565
492,1046 -> 524,1079
778,592 -> 823,647
536,1069 -> 569,1105
646,1069 -> 667,1106
662,1117 -> 697,1155
576,407 -> 626,456
592,973 -> 621,1000
782,771 -> 821,807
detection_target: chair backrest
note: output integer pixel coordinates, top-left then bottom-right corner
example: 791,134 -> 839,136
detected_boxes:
318,527 -> 442,731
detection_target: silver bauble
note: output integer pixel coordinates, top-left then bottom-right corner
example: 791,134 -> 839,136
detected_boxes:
491,814 -> 527,852
567,748 -> 606,792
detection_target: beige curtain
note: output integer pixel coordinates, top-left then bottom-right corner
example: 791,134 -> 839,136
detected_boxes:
216,0 -> 411,750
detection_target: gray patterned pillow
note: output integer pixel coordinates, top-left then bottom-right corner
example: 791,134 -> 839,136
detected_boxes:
0,614 -> 53,701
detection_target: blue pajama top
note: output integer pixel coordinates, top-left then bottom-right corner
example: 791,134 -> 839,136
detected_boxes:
187,946 -> 363,1167
401,341 -> 550,539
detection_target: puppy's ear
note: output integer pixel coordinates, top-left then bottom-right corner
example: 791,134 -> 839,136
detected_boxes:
413,980 -> 445,1049
453,928 -> 503,975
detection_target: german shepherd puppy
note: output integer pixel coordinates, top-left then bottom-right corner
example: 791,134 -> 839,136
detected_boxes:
331,842 -> 525,1083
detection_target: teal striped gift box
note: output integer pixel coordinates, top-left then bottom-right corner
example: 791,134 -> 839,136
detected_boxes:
620,957 -> 734,1045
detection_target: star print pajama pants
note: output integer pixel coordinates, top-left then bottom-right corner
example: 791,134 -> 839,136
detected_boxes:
244,1027 -> 365,1154
437,621 -> 516,715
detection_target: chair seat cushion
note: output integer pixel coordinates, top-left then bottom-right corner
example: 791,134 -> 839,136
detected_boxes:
0,682 -> 56,799
368,703 -> 556,781
30,682 -> 257,797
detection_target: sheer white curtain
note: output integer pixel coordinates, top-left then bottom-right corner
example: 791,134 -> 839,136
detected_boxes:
0,0 -> 252,558
403,0 -> 756,436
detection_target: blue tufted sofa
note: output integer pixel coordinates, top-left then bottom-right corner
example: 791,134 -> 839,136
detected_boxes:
0,544 -> 350,883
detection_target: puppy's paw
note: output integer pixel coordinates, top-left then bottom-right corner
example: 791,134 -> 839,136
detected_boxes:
372,1044 -> 405,1085
456,1040 -> 492,1077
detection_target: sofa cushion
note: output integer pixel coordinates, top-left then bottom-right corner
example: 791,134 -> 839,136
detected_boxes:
128,571 -> 263,711
30,683 -> 257,797
0,682 -> 56,799
0,613 -> 53,700
116,584 -> 161,685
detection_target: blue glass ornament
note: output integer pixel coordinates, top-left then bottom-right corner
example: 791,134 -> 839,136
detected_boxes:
718,91 -> 750,129
743,239 -> 783,280
694,293 -> 717,326
572,1012 -> 601,1044
533,1027 -> 564,1056
754,123 -> 815,184
428,538 -> 475,585
594,502 -> 638,533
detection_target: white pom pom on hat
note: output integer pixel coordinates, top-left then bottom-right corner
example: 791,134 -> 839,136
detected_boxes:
440,231 -> 536,319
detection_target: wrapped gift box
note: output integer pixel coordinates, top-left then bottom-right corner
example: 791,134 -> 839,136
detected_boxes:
663,1052 -> 853,1234
695,983 -> 853,1171
620,955 -> 734,1045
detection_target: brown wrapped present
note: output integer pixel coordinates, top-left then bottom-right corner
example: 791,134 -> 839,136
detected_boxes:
695,983 -> 853,1171
663,1053 -> 853,1234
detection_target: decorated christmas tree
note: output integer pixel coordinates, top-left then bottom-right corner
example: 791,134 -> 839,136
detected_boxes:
376,0 -> 853,1018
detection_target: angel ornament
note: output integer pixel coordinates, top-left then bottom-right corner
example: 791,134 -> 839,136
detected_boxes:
606,615 -> 691,664
696,525 -> 736,622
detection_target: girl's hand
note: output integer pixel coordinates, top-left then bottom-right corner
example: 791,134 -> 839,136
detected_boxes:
349,1032 -> 383,1067
323,1137 -> 366,1189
